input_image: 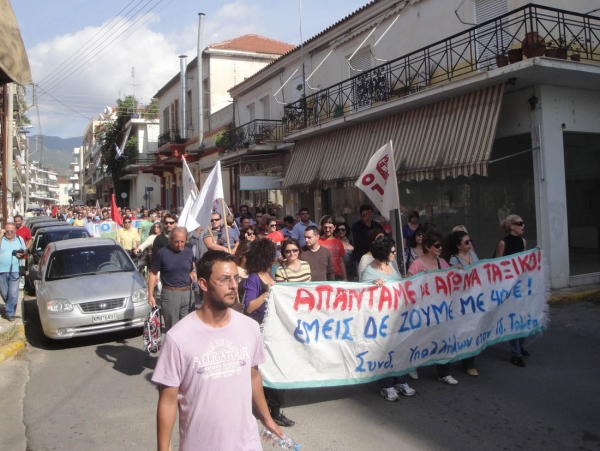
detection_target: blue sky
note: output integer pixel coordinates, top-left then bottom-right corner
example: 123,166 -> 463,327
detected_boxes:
12,0 -> 369,138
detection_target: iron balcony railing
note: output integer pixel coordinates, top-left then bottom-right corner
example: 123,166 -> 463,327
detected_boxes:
158,128 -> 188,147
283,4 -> 600,134
224,119 -> 283,150
127,155 -> 157,166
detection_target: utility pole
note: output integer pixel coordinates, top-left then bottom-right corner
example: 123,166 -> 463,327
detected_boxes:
1,85 -> 8,225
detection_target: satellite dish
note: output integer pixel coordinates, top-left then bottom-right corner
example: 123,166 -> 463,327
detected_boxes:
121,192 -> 128,199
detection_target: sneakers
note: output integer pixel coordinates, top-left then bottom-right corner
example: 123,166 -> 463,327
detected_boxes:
466,369 -> 479,377
272,411 -> 295,427
511,356 -> 526,367
408,370 -> 419,380
520,348 -> 530,357
380,387 -> 399,401
438,375 -> 459,385
394,382 -> 416,397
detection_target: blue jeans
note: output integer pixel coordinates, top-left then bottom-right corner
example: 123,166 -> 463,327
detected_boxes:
509,337 -> 526,357
0,271 -> 20,317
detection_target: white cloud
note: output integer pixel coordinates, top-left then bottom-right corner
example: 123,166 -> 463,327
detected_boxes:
27,16 -> 183,138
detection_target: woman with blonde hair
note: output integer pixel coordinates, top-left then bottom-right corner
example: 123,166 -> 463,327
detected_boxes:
495,214 -> 528,367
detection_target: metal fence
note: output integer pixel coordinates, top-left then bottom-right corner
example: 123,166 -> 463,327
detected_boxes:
283,4 -> 600,134
158,129 -> 188,147
226,119 -> 283,150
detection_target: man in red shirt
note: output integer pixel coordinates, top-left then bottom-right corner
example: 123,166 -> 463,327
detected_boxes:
14,215 -> 32,249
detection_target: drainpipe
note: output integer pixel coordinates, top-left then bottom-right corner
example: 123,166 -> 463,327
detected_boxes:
198,13 -> 205,148
179,55 -> 188,140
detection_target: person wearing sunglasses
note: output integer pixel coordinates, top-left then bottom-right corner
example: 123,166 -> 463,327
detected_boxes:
152,213 -> 178,256
407,231 -> 458,385
496,214 -> 529,367
359,236 -> 416,401
116,216 -> 141,254
240,226 -> 256,242
446,230 -> 480,377
275,238 -> 311,283
203,213 -> 238,254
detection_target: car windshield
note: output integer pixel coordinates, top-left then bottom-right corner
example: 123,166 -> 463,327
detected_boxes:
45,245 -> 135,281
35,230 -> 90,252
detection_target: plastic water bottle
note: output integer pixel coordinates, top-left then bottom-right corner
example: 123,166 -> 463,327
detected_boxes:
261,427 -> 301,450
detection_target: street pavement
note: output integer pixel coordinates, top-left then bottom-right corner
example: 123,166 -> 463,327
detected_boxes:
5,296 -> 600,451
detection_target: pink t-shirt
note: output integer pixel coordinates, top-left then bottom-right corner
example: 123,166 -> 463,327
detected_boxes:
152,310 -> 266,451
319,237 -> 346,276
407,257 -> 450,276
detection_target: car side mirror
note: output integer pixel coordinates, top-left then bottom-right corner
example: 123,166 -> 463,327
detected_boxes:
29,266 -> 41,281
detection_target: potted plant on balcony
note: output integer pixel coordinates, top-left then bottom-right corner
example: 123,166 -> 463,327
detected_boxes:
522,32 -> 546,58
507,43 -> 523,64
545,36 -> 568,60
495,44 -> 509,67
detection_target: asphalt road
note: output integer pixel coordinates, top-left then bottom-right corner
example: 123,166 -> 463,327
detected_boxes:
16,297 -> 600,451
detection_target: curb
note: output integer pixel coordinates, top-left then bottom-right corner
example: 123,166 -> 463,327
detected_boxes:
548,288 -> 600,305
0,325 -> 26,364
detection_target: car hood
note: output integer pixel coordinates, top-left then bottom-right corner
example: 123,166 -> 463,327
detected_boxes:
44,271 -> 146,303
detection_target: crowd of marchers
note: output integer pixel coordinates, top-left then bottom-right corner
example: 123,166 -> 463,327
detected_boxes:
1,201 -> 530,451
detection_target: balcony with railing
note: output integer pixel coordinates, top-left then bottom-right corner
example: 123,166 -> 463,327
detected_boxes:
283,4 -> 600,135
158,128 -> 188,148
221,120 -> 283,151
30,178 -> 59,188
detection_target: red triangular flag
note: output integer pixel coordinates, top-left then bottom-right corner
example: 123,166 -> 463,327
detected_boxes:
111,194 -> 123,226
51,205 -> 58,218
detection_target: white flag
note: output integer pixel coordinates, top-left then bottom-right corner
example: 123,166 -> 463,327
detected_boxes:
114,143 -> 123,158
180,191 -> 197,232
355,140 -> 400,220
186,161 -> 224,232
181,156 -> 198,199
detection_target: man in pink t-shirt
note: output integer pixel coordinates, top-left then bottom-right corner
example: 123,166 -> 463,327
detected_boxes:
152,250 -> 283,451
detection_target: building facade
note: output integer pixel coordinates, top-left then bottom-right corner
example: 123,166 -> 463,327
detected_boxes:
226,0 -> 600,288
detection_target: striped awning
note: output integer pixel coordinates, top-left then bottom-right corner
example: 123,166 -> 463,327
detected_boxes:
0,0 -> 32,86
283,83 -> 505,189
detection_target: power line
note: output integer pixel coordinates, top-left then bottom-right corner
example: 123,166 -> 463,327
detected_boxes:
37,0 -> 145,88
40,0 -> 169,95
36,86 -> 91,120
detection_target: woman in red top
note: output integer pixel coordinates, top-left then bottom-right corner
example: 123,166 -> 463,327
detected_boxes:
318,215 -> 347,281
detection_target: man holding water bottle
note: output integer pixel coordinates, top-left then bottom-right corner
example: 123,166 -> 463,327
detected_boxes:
152,250 -> 283,451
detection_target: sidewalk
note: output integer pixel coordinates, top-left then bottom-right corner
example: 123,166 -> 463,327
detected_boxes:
547,282 -> 600,304
0,291 -> 26,364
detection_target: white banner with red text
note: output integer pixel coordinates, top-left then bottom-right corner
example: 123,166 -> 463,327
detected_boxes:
260,249 -> 547,388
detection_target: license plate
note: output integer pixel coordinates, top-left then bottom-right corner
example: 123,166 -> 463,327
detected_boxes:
92,313 -> 118,323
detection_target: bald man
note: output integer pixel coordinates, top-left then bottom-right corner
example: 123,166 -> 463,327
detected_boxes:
148,227 -> 195,332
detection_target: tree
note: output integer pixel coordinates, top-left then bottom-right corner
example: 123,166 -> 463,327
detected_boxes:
97,95 -> 141,205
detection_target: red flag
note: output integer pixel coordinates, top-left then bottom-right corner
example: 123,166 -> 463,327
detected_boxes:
111,194 -> 123,226
51,205 -> 58,218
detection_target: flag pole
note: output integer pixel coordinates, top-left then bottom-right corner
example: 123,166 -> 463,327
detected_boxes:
220,199 -> 232,254
397,208 -> 406,277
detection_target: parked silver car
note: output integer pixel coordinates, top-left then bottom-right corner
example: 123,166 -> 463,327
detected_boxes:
29,238 -> 150,340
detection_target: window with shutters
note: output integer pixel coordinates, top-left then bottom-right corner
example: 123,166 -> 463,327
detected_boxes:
247,103 -> 256,122
186,90 -> 193,128
349,49 -> 387,111
475,0 -> 509,69
260,96 -> 270,120
162,106 -> 170,133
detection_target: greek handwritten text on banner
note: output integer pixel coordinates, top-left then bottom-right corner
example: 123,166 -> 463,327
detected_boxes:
261,249 -> 547,389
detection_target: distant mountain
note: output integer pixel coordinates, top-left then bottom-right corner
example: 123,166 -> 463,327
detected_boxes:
29,135 -> 83,173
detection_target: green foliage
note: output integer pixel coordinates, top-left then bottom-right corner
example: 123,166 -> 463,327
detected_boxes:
142,98 -> 159,120
214,123 -> 233,149
97,95 -> 141,204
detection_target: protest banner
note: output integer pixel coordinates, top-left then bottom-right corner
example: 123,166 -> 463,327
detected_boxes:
93,222 -> 117,239
260,249 -> 547,389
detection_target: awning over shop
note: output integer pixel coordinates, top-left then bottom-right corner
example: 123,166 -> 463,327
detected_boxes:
283,83 -> 505,189
240,176 -> 282,190
0,0 -> 33,86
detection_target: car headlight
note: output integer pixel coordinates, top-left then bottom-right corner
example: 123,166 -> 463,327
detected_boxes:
131,288 -> 148,304
46,299 -> 74,313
